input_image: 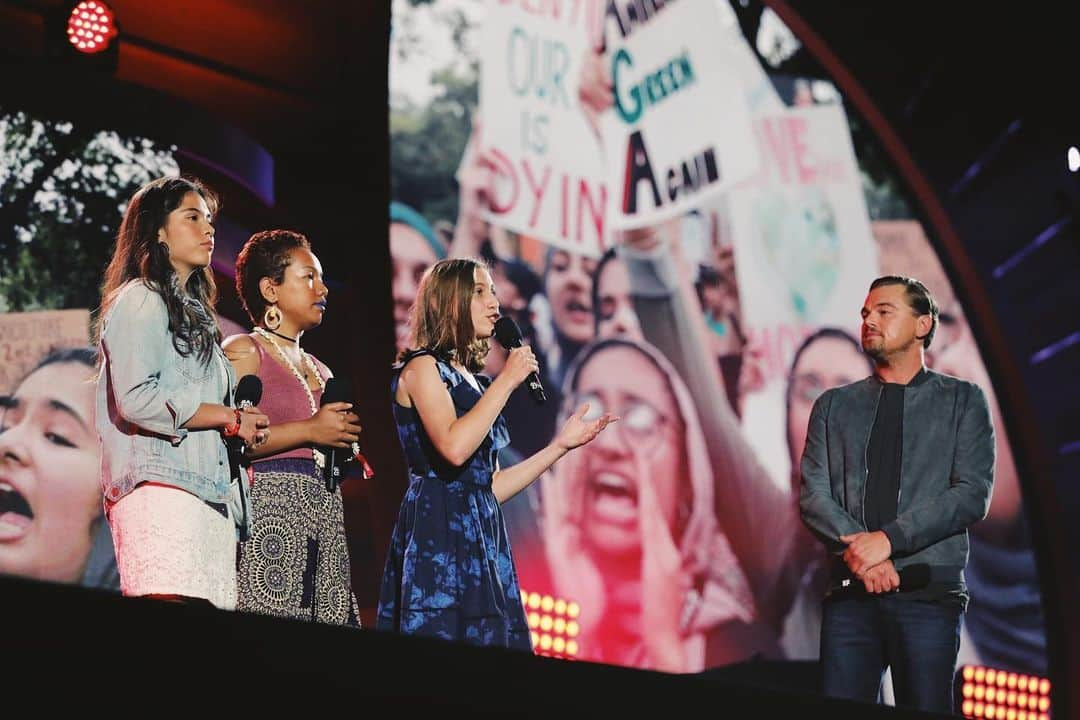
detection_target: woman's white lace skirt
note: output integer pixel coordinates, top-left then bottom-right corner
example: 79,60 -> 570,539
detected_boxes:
109,483 -> 237,609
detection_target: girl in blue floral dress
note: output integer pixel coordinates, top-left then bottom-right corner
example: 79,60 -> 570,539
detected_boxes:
377,258 -> 615,649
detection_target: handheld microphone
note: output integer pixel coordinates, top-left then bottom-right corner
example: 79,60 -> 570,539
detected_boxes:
493,316 -> 546,404
229,375 -> 262,541
320,376 -> 352,492
836,563 -> 932,594
232,374 -> 263,458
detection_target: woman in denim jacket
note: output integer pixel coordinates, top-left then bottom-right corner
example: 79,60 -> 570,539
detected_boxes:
95,176 -> 269,609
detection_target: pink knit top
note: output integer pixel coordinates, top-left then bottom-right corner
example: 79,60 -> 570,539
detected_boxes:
251,338 -> 330,465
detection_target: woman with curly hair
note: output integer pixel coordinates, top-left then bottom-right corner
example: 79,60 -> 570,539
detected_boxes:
224,229 -> 363,625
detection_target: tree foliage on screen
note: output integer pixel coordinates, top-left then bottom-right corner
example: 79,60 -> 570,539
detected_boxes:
390,0 -> 479,228
0,108 -> 178,312
390,68 -> 476,229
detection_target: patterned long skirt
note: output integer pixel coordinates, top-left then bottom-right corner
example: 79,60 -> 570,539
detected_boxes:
237,457 -> 359,626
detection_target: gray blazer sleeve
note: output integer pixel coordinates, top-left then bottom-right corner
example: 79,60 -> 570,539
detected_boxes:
799,391 -> 864,552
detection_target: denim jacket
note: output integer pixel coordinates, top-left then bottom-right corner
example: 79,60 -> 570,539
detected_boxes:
799,369 -> 995,582
96,280 -> 249,536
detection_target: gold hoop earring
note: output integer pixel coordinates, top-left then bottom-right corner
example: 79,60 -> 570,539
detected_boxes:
263,305 -> 282,330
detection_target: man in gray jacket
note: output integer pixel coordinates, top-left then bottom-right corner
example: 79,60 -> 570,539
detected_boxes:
800,275 -> 995,713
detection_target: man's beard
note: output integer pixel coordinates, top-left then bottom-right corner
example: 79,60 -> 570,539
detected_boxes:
863,336 -> 916,363
863,341 -> 886,362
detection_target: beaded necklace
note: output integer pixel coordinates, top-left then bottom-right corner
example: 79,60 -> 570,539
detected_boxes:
253,326 -> 327,470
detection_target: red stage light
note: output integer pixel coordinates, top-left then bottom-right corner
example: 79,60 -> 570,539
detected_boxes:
66,1 -> 117,54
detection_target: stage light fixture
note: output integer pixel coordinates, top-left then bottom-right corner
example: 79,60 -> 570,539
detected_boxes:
958,666 -> 1052,720
519,588 -> 580,660
66,1 -> 118,54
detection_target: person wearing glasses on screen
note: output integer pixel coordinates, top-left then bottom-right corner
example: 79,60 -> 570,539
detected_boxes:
541,338 -> 778,672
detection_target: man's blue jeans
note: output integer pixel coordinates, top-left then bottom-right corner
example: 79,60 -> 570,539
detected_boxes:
821,592 -> 962,714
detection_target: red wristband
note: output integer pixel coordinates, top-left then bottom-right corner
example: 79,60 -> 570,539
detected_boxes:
222,408 -> 242,438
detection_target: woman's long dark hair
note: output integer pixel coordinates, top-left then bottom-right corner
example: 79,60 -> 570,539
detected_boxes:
95,176 -> 221,365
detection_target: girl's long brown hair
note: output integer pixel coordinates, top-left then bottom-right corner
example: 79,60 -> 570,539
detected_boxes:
403,257 -> 490,372
95,176 -> 221,365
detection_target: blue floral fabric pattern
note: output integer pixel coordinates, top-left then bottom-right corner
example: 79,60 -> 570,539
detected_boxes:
377,351 -> 531,651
